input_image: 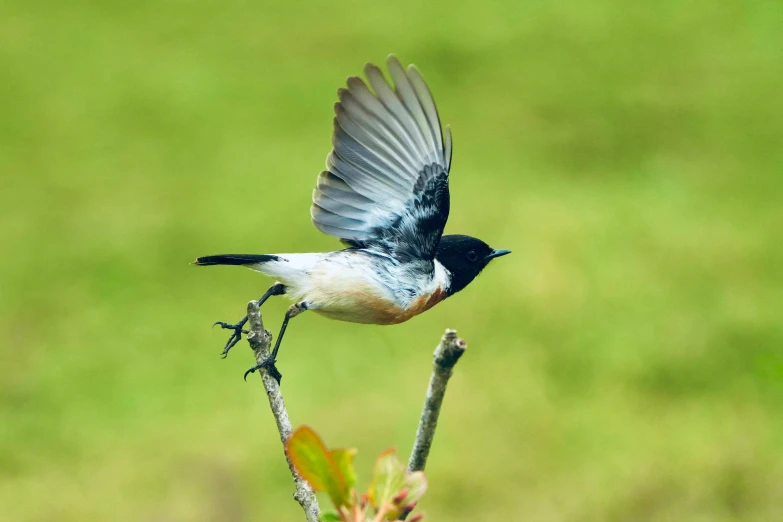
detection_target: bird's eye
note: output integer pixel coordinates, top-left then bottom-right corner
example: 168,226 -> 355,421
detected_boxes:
466,250 -> 478,262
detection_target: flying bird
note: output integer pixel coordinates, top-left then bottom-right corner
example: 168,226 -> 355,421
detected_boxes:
195,56 -> 510,381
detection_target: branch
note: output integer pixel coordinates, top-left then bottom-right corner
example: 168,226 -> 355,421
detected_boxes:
407,329 -> 466,472
245,300 -> 321,522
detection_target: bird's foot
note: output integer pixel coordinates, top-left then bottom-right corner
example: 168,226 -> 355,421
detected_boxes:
244,357 -> 282,384
213,318 -> 249,358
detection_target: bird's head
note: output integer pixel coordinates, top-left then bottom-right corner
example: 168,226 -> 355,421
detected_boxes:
435,234 -> 511,295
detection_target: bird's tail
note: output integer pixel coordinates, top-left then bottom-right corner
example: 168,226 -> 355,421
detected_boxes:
192,254 -> 280,266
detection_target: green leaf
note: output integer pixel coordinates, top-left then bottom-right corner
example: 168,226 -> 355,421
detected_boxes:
332,448 -> 358,492
366,448 -> 406,510
387,471 -> 428,518
319,511 -> 343,522
367,449 -> 429,519
286,426 -> 351,507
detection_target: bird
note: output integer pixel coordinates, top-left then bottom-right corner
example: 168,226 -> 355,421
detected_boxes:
194,55 -> 510,382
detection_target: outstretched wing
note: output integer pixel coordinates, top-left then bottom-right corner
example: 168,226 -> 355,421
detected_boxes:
311,55 -> 452,262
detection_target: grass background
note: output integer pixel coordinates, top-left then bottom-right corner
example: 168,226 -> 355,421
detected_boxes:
2,0 -> 782,520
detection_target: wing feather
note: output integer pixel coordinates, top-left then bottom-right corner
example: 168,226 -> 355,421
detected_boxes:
312,190 -> 369,221
364,65 -> 429,164
443,124 -> 453,171
334,104 -> 415,187
312,56 -> 451,261
344,77 -> 425,171
408,65 -> 443,160
338,90 -> 419,179
387,57 -> 441,165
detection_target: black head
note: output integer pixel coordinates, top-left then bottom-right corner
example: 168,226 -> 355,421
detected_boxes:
435,234 -> 511,295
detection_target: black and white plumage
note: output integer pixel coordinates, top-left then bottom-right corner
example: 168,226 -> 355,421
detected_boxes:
195,56 -> 510,380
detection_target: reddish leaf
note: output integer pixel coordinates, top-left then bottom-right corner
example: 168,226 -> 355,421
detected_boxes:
286,426 -> 351,507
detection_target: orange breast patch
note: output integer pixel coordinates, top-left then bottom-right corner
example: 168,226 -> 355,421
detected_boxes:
313,286 -> 448,325
388,286 -> 447,325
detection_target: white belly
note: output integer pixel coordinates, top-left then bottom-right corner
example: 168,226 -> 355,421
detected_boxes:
251,251 -> 451,325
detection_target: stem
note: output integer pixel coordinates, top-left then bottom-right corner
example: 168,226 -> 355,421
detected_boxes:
245,300 -> 321,522
397,329 -> 465,521
373,504 -> 391,522
407,329 -> 466,472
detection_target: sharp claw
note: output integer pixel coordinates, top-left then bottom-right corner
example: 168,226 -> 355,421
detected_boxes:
243,358 -> 281,383
269,366 -> 283,385
243,367 -> 255,381
221,335 -> 241,358
213,318 -> 248,358
213,315 -> 252,359
213,321 -> 235,330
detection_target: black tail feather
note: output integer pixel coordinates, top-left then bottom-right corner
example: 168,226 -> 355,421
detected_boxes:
193,254 -> 279,266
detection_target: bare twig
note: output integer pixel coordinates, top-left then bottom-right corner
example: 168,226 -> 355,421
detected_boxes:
245,300 -> 321,522
407,329 -> 467,472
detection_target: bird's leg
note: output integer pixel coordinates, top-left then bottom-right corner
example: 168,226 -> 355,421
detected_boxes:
214,282 -> 286,358
244,301 -> 309,383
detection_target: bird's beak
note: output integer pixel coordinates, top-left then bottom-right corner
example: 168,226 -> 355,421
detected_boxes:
486,249 -> 511,260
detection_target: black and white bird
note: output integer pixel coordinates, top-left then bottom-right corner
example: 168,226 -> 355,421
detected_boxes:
195,56 -> 510,381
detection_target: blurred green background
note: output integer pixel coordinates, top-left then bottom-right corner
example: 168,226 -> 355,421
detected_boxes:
2,0 -> 782,520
